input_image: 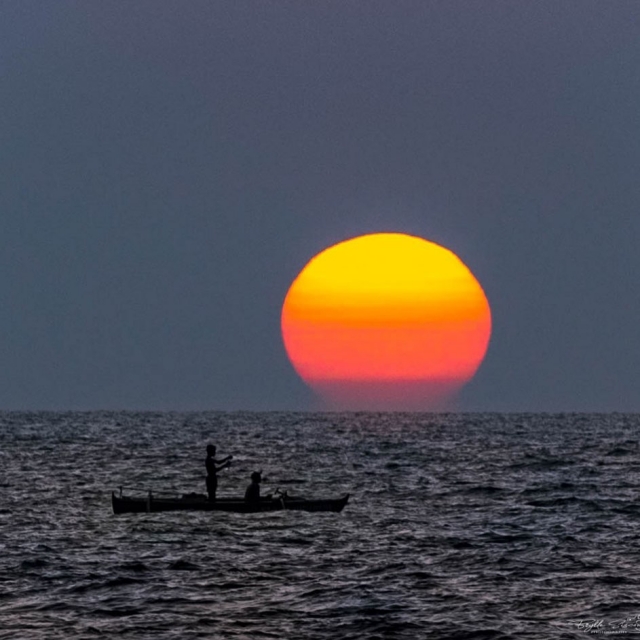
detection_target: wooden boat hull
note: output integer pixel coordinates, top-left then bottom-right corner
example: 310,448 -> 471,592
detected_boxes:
112,492 -> 349,514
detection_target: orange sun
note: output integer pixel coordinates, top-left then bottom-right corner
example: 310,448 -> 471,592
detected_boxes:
281,233 -> 491,410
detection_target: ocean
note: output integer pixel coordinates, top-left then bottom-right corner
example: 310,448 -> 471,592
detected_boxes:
1,412 -> 639,639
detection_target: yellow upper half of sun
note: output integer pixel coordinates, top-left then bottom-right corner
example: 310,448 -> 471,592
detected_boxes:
284,234 -> 490,327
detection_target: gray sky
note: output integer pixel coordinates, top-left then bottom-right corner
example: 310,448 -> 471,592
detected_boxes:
2,1 -> 640,411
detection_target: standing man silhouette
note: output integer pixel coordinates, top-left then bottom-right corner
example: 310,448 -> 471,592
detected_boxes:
205,444 -> 232,501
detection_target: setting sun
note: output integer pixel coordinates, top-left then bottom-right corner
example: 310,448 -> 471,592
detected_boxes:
281,233 -> 491,409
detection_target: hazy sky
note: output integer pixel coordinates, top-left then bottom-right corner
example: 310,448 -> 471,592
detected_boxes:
2,2 -> 640,411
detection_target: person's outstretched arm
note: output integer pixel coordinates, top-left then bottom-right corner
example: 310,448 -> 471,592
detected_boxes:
215,459 -> 231,473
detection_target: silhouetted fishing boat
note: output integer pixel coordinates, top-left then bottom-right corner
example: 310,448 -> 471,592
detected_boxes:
112,489 -> 349,514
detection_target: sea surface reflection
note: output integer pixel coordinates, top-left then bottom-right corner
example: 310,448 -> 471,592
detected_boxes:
1,412 -> 639,639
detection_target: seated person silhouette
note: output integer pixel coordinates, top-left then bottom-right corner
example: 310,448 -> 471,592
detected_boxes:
244,471 -> 262,506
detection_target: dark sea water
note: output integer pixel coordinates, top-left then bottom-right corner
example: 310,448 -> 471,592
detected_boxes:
2,412 -> 640,639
